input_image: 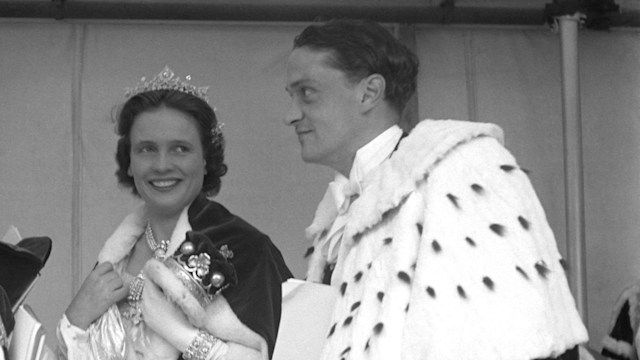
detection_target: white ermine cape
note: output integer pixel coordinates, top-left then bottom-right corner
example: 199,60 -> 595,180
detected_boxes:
306,119 -> 589,360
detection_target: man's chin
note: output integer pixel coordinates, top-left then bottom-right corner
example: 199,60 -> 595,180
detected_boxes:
301,152 -> 321,165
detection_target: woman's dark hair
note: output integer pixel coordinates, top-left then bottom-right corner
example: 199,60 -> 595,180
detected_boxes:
114,90 -> 227,197
293,19 -> 419,113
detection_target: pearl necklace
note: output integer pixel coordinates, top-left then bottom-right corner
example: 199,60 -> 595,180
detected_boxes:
145,220 -> 169,260
123,221 -> 169,324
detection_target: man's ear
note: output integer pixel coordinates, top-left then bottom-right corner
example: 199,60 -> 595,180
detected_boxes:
359,73 -> 386,112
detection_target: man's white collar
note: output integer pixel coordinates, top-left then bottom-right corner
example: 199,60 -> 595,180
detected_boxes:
329,125 -> 403,214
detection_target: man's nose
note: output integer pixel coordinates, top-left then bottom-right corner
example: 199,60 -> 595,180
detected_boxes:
284,102 -> 302,126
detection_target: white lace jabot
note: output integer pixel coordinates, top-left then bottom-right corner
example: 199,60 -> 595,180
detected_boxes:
322,125 -> 404,268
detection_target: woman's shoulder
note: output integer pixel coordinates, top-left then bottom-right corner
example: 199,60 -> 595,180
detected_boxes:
189,196 -> 293,279
188,195 -> 274,249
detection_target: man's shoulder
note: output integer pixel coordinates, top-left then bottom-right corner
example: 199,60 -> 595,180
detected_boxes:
378,119 -> 505,177
349,119 -> 505,234
401,119 -> 503,155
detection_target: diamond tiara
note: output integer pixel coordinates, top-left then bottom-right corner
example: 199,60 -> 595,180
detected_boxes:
125,65 -> 210,103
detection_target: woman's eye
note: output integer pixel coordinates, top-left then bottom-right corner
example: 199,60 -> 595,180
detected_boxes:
138,145 -> 154,153
175,145 -> 190,153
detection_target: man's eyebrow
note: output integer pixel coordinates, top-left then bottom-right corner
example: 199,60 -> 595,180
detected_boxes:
286,79 -> 306,90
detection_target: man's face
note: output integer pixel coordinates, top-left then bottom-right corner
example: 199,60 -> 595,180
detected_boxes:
284,47 -> 363,173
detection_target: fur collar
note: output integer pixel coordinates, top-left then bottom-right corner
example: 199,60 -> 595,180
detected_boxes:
96,203 -> 191,265
345,119 -> 503,237
95,200 -> 269,359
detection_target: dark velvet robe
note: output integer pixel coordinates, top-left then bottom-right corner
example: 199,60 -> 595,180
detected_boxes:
188,195 -> 293,357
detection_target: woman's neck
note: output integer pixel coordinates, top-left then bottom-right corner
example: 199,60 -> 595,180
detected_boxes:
146,212 -> 181,242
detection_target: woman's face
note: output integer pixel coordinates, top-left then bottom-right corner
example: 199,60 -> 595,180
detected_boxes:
128,106 -> 206,218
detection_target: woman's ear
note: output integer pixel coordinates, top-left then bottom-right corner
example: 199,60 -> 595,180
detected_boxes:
127,167 -> 132,177
359,74 -> 386,112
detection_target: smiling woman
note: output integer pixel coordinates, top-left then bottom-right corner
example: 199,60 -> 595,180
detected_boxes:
57,66 -> 293,360
128,107 -> 207,219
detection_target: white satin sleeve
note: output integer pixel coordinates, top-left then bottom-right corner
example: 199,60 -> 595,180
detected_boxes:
56,314 -> 93,360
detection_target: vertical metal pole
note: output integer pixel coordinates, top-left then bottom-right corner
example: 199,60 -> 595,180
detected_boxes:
559,14 -> 588,323
71,24 -> 85,295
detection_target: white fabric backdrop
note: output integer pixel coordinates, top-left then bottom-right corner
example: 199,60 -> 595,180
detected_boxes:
0,19 -> 638,352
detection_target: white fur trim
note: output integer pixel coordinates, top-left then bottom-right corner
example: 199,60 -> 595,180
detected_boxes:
605,282 -> 640,343
93,201 -> 269,359
305,119 -> 503,282
137,209 -> 269,359
305,187 -> 337,240
144,254 -> 270,360
348,119 -> 503,236
97,203 -> 146,264
97,204 -> 192,265
602,335 -> 636,359
203,297 -> 269,360
317,122 -> 588,360
167,207 -> 192,256
143,259 -> 208,327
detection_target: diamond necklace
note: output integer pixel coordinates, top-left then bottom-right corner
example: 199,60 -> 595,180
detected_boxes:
145,220 -> 169,260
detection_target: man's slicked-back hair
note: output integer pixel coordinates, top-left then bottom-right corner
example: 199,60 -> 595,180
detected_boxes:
293,19 -> 419,113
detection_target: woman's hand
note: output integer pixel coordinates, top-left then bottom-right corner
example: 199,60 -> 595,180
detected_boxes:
142,279 -> 266,360
141,278 -> 198,352
65,262 -> 129,330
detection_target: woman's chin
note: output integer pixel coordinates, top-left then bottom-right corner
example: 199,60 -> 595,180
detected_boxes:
144,194 -> 189,215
